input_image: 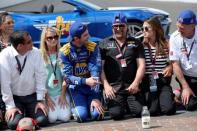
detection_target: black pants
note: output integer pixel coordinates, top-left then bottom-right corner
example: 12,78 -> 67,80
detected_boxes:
141,75 -> 176,116
0,94 -> 5,129
106,90 -> 144,120
7,93 -> 48,130
176,75 -> 197,111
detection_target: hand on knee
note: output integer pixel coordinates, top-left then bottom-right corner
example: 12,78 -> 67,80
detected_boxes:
184,96 -> 197,111
7,113 -> 23,130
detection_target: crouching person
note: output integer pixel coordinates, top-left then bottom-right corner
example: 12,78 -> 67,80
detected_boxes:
99,13 -> 145,120
141,17 -> 176,116
0,31 -> 48,130
59,22 -> 104,122
40,27 -> 71,123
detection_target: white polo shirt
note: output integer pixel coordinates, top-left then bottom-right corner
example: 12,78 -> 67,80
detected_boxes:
0,46 -> 47,109
169,26 -> 197,77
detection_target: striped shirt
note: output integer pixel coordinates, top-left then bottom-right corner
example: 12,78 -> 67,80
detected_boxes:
144,46 -> 169,74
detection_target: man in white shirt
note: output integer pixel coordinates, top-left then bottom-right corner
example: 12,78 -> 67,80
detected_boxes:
169,9 -> 197,111
0,31 -> 48,129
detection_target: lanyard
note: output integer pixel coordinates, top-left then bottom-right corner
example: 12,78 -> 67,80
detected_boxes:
147,45 -> 157,70
48,53 -> 58,78
115,40 -> 127,57
15,56 -> 27,75
183,39 -> 196,61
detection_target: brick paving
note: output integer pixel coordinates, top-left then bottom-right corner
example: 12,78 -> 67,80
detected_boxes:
40,111 -> 197,131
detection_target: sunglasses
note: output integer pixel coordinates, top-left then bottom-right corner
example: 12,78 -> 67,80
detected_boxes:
142,26 -> 152,32
112,24 -> 126,29
46,35 -> 59,41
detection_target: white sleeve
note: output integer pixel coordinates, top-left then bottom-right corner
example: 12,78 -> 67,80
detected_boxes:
0,52 -> 16,110
34,49 -> 47,101
169,35 -> 180,61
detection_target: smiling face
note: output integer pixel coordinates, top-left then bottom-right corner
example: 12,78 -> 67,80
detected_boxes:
0,15 -> 14,35
176,22 -> 195,38
45,29 -> 59,49
112,23 -> 128,39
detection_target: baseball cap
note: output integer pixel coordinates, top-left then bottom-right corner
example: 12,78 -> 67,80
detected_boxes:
68,21 -> 87,42
112,13 -> 127,25
177,9 -> 197,25
16,117 -> 38,131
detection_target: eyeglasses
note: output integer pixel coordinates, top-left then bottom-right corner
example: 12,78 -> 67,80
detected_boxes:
46,35 -> 59,41
142,26 -> 152,32
112,24 -> 126,29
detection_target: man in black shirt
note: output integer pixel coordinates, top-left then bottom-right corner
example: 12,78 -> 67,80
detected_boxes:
99,13 -> 145,120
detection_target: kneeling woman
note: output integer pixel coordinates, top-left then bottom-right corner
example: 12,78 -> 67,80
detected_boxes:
40,27 -> 71,123
141,17 -> 176,115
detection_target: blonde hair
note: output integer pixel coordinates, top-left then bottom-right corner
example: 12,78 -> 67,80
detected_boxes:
40,26 -> 61,64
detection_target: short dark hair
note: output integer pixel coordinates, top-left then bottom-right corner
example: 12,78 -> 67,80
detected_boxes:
10,30 -> 29,49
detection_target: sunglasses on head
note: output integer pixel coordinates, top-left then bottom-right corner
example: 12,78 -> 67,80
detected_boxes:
46,35 -> 59,41
112,24 -> 126,29
142,26 -> 152,32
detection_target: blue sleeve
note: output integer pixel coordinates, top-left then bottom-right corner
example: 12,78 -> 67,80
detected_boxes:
88,45 -> 102,77
59,52 -> 86,86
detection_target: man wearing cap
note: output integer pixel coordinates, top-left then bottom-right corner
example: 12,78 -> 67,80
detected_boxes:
59,21 -> 104,122
99,13 -> 145,120
169,9 -> 197,110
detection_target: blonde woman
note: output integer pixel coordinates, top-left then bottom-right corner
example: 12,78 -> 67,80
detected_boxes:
40,27 -> 71,123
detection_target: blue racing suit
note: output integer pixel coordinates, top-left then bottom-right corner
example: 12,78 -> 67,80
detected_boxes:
59,41 -> 102,122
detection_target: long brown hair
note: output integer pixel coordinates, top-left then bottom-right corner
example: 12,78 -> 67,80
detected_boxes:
143,16 -> 168,56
